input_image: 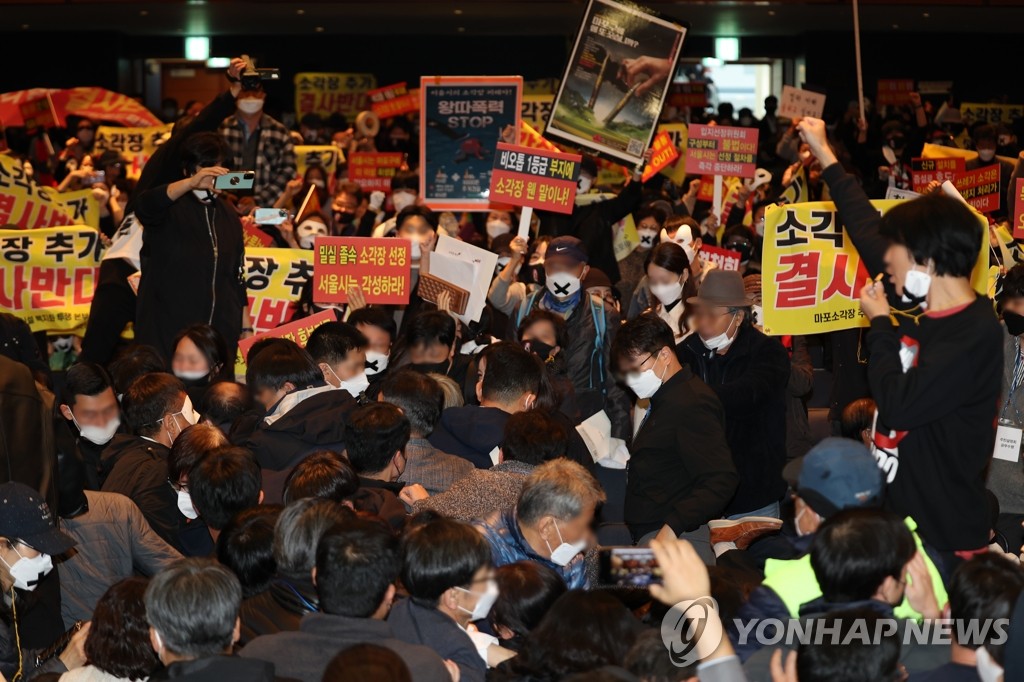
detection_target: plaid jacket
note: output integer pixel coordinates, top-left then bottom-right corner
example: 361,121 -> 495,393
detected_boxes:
218,113 -> 296,207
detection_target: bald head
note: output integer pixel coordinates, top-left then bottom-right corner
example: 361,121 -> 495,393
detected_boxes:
200,381 -> 252,436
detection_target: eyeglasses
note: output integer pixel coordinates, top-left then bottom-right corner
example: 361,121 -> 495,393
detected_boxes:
617,351 -> 656,378
167,479 -> 189,494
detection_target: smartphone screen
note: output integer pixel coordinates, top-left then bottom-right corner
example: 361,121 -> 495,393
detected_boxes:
598,547 -> 662,587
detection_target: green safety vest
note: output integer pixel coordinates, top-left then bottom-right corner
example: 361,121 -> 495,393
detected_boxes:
761,516 -> 948,621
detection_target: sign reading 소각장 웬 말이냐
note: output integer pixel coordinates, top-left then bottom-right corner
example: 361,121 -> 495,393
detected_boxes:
419,76 -> 523,211
488,143 -> 581,214
760,200 -> 989,336
685,124 -> 759,178
545,0 -> 687,167
312,237 -> 412,305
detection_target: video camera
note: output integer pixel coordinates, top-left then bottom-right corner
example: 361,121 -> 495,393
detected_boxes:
239,54 -> 280,91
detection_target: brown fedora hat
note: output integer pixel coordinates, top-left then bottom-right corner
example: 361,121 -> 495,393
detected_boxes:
686,270 -> 755,308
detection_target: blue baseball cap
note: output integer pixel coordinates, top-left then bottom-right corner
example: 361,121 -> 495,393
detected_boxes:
782,438 -> 883,518
545,236 -> 588,267
0,482 -> 76,555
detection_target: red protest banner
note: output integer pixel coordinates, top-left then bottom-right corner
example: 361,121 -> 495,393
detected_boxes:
701,245 -> 744,272
642,132 -> 680,182
348,152 -> 405,193
668,82 -> 708,109
313,237 -> 411,305
1014,178 -> 1024,240
368,82 -> 420,119
697,175 -> 718,203
489,143 -> 581,215
19,97 -> 57,131
876,79 -> 915,107
685,125 -> 759,179
911,157 -> 965,193
238,310 -> 335,362
242,222 -> 274,249
953,166 -> 1001,214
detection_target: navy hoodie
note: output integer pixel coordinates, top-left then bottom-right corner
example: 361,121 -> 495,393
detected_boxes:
428,406 -> 509,469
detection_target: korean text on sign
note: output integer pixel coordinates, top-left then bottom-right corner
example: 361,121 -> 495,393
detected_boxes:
238,310 -> 336,362
778,85 -> 826,120
0,226 -> 104,333
348,153 -> 405,193
95,124 -> 172,180
701,245 -> 743,272
243,248 -> 315,333
953,166 -> 1001,214
368,82 -> 420,119
685,125 -> 759,179
762,200 -> 989,336
313,237 -> 411,305
0,154 -> 99,229
911,157 -> 965,193
641,131 -> 680,182
876,79 -> 915,107
488,143 -> 581,214
294,73 -> 377,119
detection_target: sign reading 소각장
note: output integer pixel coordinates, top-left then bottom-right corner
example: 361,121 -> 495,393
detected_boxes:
313,237 -> 411,305
488,143 -> 581,214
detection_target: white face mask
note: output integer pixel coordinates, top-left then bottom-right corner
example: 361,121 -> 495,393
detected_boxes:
680,241 -> 697,263
577,176 -> 593,194
1,548 -> 53,591
174,369 -> 209,382
794,506 -> 818,538
637,228 -> 658,248
71,412 -> 120,445
486,220 -> 512,239
364,351 -> 389,376
975,645 -> 1004,682
342,371 -> 370,398
297,220 -> 328,250
650,279 -> 684,306
392,191 -> 417,213
546,521 -> 587,566
163,396 -> 200,440
457,579 -> 499,621
408,237 -> 422,260
545,272 -> 581,300
237,97 -> 264,115
902,265 -> 932,305
978,148 -> 996,162
626,350 -> 667,400
700,313 -> 739,353
192,189 -> 214,203
755,217 -> 766,237
177,490 -> 198,520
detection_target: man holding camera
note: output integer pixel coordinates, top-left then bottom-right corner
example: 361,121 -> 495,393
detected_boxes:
218,65 -> 296,214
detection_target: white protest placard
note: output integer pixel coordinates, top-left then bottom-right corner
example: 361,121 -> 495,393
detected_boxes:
885,187 -> 921,201
779,85 -> 826,120
430,234 -> 499,325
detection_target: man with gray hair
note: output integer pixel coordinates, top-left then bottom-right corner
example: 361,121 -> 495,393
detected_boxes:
474,458 -> 606,589
238,498 -> 353,644
145,558 -> 283,680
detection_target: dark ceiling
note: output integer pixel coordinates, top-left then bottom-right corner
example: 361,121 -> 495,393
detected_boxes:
0,0 -> 1017,37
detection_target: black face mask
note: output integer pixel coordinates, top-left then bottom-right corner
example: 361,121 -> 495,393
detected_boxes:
726,241 -> 753,263
522,339 -> 555,362
889,136 -> 906,150
334,211 -> 355,226
1005,311 -> 1024,337
523,263 -> 546,287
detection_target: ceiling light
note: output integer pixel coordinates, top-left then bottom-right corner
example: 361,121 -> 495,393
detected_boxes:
185,36 -> 210,61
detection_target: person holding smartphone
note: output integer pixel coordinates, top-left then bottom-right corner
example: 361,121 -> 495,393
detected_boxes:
132,132 -> 253,365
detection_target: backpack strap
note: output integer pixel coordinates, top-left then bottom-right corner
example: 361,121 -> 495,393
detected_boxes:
515,288 -> 544,330
588,295 -> 607,394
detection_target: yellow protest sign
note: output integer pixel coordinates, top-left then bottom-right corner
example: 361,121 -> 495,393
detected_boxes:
56,188 -> 101,230
94,124 -> 172,180
922,142 -> 978,163
780,165 -> 809,205
961,103 -> 1024,125
613,215 -> 639,261
0,154 -> 98,229
0,225 -> 104,333
243,247 -> 315,333
521,95 -> 554,130
294,145 -> 343,180
656,123 -> 688,184
524,79 -> 560,96
294,73 -> 377,120
761,200 -> 988,336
